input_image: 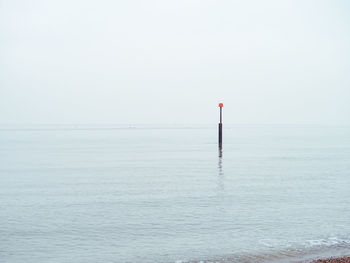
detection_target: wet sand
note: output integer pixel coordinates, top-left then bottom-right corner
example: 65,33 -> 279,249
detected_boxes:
311,256 -> 350,263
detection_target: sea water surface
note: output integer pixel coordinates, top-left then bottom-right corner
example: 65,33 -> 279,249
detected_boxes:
1,124 -> 350,263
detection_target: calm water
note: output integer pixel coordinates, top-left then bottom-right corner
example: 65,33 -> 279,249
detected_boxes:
1,125 -> 350,263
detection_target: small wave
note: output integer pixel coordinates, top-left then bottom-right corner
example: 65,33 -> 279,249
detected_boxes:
174,237 -> 350,263
304,237 -> 350,248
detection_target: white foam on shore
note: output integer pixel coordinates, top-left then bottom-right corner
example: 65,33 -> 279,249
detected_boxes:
174,236 -> 350,263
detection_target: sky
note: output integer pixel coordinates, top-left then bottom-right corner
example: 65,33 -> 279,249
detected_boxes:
1,0 -> 349,125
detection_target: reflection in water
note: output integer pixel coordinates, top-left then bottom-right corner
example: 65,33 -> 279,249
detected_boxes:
217,146 -> 224,191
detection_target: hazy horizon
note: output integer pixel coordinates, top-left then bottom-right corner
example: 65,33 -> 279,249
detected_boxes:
1,0 -> 349,125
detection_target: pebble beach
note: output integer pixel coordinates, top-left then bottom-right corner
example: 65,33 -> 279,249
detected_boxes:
311,256 -> 350,263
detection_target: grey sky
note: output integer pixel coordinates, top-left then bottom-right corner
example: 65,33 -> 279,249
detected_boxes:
1,0 -> 349,125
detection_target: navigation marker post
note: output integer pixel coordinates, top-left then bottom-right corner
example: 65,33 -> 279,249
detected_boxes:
218,103 -> 223,148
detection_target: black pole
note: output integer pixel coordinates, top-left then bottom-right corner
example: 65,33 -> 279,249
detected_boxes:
218,123 -> 222,147
218,103 -> 223,147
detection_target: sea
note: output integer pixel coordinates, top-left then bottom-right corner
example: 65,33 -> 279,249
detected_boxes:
1,124 -> 350,263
